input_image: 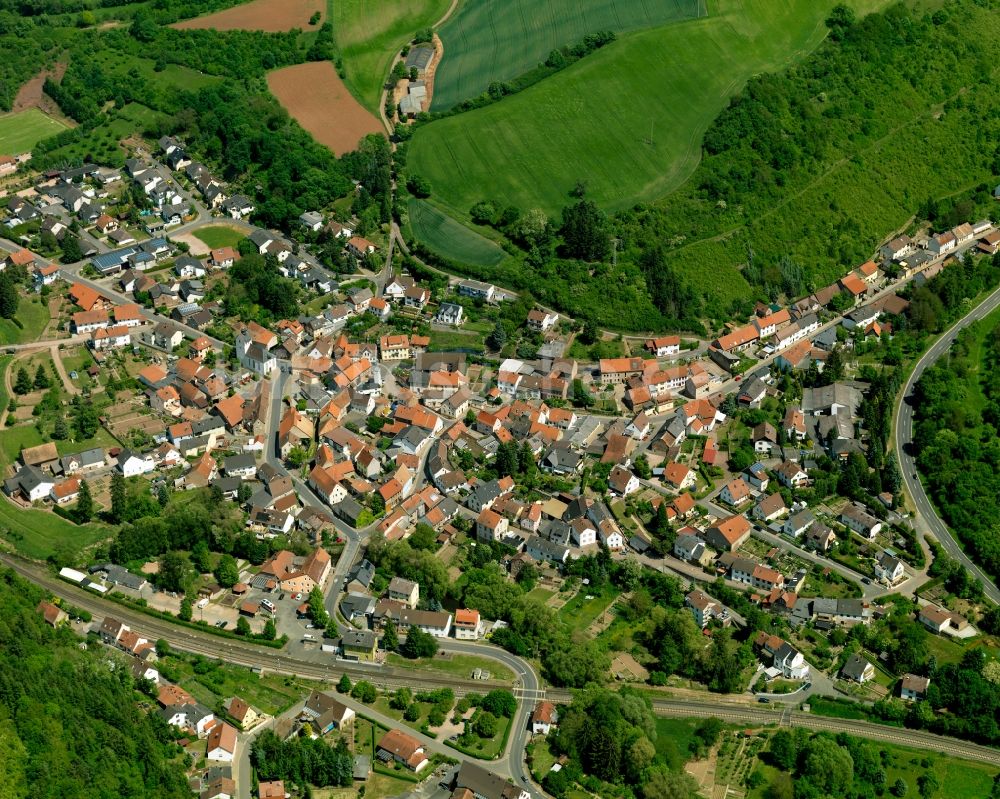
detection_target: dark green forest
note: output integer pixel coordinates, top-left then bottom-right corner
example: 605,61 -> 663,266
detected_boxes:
0,568 -> 190,799
912,307 -> 1000,583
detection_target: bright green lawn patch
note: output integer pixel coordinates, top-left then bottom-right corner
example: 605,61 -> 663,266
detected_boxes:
427,329 -> 485,354
525,586 -> 555,604
0,423 -> 120,472
159,652 -> 311,716
335,0 -> 451,111
653,718 -> 700,771
432,0 -> 702,111
409,0 -> 890,218
408,199 -> 506,267
749,736 -> 997,799
0,493 -> 109,560
807,695 -> 874,721
557,583 -> 617,633
0,108 -> 68,155
386,651 -> 514,682
192,225 -> 246,250
0,295 -> 50,345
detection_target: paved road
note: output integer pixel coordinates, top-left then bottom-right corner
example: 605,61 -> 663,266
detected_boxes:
894,282 -> 1000,604
262,369 -> 541,788
9,553 -> 1000,776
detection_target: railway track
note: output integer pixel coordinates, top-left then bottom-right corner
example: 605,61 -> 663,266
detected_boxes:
8,555 -> 1000,767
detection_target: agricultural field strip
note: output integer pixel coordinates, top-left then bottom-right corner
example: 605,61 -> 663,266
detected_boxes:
431,0 -> 702,110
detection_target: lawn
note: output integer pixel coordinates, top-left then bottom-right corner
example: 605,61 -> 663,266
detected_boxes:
557,583 -> 618,634
525,586 -> 555,604
407,199 -> 507,267
0,420 -> 119,470
334,0 -> 452,111
192,225 -> 246,250
0,491 -> 109,560
408,0 -> 892,219
0,295 -> 49,345
653,718 -> 700,771
0,108 -> 68,155
386,651 -> 514,682
427,328 -> 485,354
158,652 -> 310,716
748,734 -> 997,799
432,0 -> 702,111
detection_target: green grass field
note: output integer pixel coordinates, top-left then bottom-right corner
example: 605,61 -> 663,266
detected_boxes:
749,736 -> 997,799
0,493 -> 109,560
192,225 -> 245,249
386,651 -> 514,682
431,0 -> 703,111
0,296 -> 50,345
0,108 -> 68,155
408,198 -> 507,266
335,0 -> 451,111
409,0 -> 890,219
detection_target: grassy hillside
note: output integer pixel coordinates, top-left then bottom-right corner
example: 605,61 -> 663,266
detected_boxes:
0,108 -> 68,154
409,0 -> 890,220
431,0 -> 703,111
407,198 -> 507,266
335,0 -> 451,112
404,0 -> 1000,330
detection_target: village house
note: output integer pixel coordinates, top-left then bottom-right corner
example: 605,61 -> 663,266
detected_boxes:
685,589 -> 719,628
704,514 -> 752,552
900,674 -> 930,701
376,729 -> 428,772
840,654 -> 875,684
530,701 -> 558,734
840,503 -> 882,539
453,608 -> 483,640
387,576 -> 419,608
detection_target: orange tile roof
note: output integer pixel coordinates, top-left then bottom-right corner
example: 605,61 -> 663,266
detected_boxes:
840,273 -> 867,296
69,282 -> 103,311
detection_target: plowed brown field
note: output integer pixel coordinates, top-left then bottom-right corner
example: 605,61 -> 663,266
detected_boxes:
172,0 -> 324,32
267,61 -> 384,156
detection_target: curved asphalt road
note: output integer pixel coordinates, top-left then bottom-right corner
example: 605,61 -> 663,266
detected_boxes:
894,283 -> 1000,604
8,554 -> 1000,772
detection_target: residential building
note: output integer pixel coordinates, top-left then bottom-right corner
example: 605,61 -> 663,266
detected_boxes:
454,608 -> 483,640
840,654 -> 875,684
704,514 -> 751,552
685,589 -> 719,628
340,629 -> 378,662
387,576 -> 419,608
530,701 -> 558,735
875,551 -> 905,585
900,674 -> 930,701
303,691 -> 356,733
450,762 -> 530,799
840,503 -> 882,539
645,335 -> 681,357
207,721 -> 238,762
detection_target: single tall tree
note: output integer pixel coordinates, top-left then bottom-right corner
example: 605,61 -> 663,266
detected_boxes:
0,273 -> 18,319
110,471 -> 127,523
75,479 -> 94,522
381,619 -> 399,652
14,367 -> 31,395
559,199 -> 611,262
